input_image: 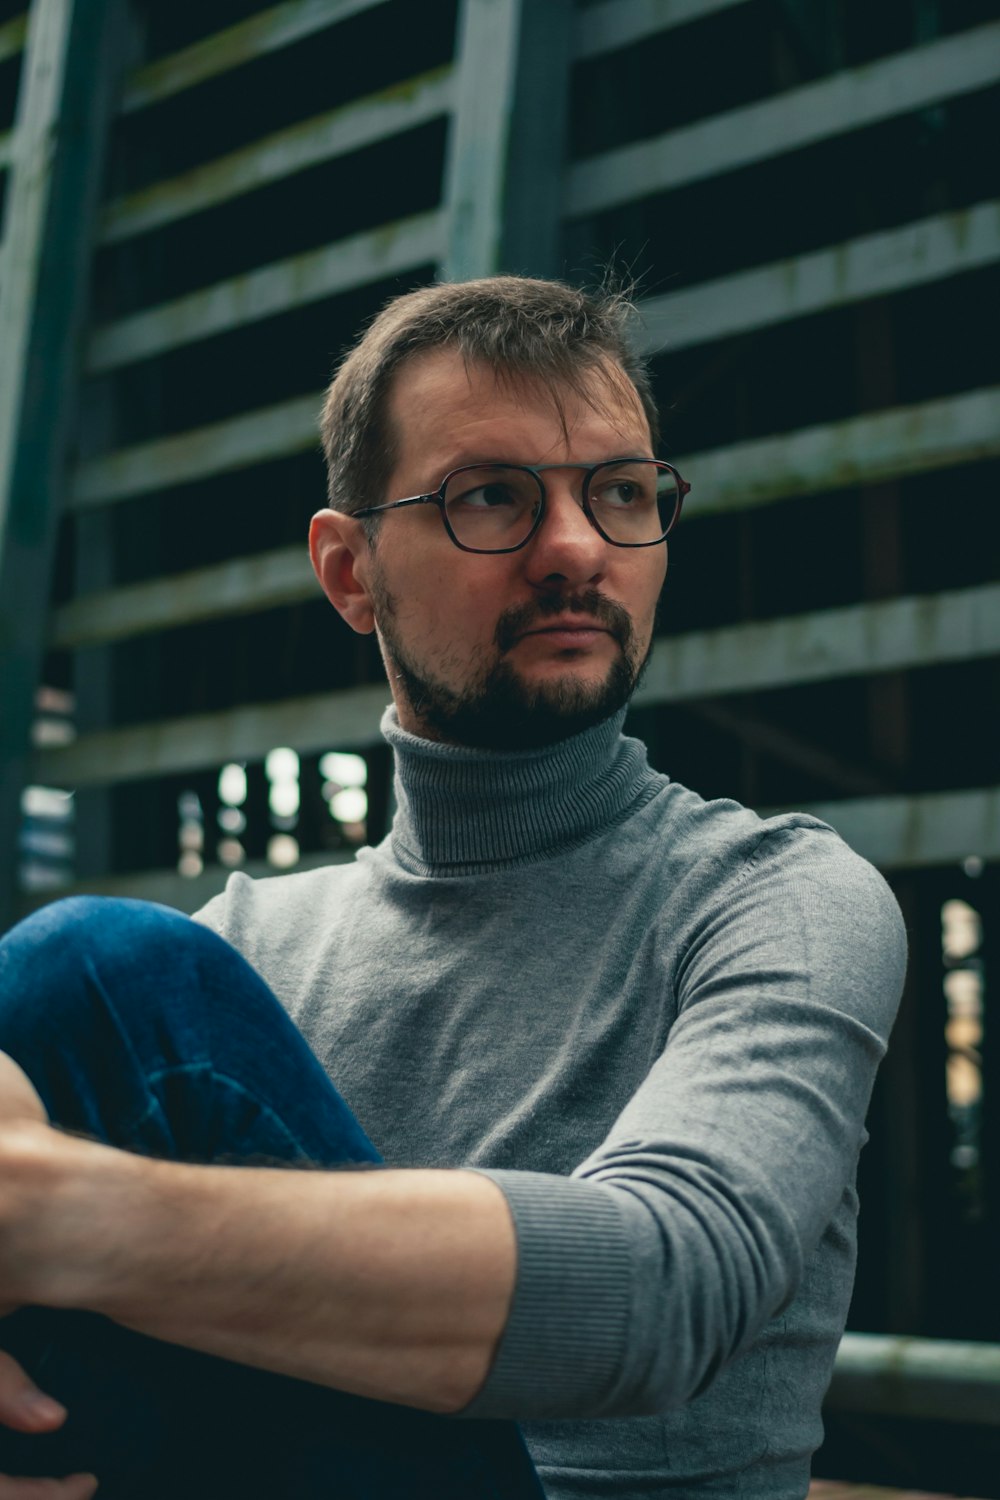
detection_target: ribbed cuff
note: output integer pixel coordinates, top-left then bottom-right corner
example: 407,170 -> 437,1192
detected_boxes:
459,1170 -> 634,1420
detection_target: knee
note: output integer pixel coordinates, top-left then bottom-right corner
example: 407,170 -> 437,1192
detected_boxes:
0,896 -> 200,1032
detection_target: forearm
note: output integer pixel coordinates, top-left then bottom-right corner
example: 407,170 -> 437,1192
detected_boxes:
5,1124 -> 516,1413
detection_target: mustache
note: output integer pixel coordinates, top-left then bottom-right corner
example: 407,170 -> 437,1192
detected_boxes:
494,590 -> 635,655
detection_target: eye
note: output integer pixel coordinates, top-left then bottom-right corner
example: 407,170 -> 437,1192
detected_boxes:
454,482 -> 519,510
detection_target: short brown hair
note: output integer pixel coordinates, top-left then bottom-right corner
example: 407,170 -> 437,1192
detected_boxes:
318,275 -> 659,521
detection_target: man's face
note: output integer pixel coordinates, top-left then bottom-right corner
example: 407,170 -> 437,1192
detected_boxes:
346,348 -> 667,749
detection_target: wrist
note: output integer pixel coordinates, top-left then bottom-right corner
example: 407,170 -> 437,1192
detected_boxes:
0,1121 -> 146,1312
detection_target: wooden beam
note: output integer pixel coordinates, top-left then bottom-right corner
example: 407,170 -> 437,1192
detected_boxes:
574,0 -> 750,60
0,0 -> 126,932
16,847 -> 354,920
50,545 -> 315,647
71,382 -> 1000,514
87,210 -> 444,372
633,584 -> 1000,704
120,0 -> 389,113
441,0 -> 573,281
71,393 -> 318,509
637,200 -> 1000,354
37,577 -> 1000,780
828,1333 -> 1000,1427
682,386 -> 1000,516
566,23 -> 1000,219
32,684 -> 394,788
776,787 -> 1000,871
102,67 -> 454,246
0,127 -> 13,170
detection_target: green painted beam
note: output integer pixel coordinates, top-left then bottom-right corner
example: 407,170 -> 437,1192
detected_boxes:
638,200 -> 1000,354
70,384 -> 1000,513
102,67 -> 454,245
566,23 -> 1000,219
0,0 -> 126,931
32,683 -> 394,787
87,210 -> 444,371
442,0 -> 573,281
827,1333 -> 1000,1426
120,0 -> 388,113
574,0 -> 751,60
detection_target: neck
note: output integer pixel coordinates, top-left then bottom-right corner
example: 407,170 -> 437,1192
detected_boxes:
380,706 -> 662,874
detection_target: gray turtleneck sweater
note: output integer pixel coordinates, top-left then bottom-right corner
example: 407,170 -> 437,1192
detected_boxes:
196,707 -> 906,1498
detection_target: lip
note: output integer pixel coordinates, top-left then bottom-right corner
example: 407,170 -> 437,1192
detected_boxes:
517,618 -> 612,647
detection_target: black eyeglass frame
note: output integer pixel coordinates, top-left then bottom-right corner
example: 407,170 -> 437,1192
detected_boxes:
351,459 -> 690,554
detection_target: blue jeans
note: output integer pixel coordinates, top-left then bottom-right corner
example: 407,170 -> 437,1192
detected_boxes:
0,897 -> 545,1500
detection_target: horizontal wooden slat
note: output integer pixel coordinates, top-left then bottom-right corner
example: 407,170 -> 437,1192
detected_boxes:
103,66 -> 454,245
684,386 -> 1000,516
121,0 -> 389,113
50,546 -> 315,648
566,23 -> 1000,219
633,584 -> 1000,705
637,200 -> 1000,354
71,384 -> 1000,513
827,1332 -> 1000,1428
87,211 -> 444,371
16,848 -> 354,919
0,12 -> 27,64
71,393 -> 319,508
38,579 -> 1000,782
32,684 -> 393,788
778,787 -> 1000,870
574,0 -> 749,60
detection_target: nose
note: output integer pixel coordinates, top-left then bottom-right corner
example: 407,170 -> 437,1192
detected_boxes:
522,474 -> 608,589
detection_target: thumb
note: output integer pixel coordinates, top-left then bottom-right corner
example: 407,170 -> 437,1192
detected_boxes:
0,1348 -> 66,1432
0,1053 -> 48,1126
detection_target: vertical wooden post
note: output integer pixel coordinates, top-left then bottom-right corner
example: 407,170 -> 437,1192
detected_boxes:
441,0 -> 574,282
0,0 -> 126,931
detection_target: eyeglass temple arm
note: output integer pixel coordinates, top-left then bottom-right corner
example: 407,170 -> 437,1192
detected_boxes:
353,495 -> 438,519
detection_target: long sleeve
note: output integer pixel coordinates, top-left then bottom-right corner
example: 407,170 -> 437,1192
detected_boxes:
467,827 -> 906,1419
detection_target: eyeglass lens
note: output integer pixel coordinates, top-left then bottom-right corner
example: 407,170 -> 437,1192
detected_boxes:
442,462 -> 680,550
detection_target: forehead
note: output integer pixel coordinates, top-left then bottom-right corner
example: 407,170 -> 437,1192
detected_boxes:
384,348 -> 652,486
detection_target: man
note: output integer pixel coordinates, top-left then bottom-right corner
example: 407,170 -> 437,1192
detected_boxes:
0,275 -> 906,1498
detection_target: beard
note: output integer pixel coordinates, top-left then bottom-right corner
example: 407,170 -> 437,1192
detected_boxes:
370,575 -> 652,751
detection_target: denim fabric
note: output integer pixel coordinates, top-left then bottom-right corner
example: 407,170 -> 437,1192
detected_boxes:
0,896 -> 544,1500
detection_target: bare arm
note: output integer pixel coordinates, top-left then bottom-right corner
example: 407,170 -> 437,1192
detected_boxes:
0,1120 -> 516,1414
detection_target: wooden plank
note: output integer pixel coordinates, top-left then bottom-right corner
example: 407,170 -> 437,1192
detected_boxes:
574,0 -> 750,60
0,13 -> 28,64
681,387 -> 1000,516
50,545 -> 314,647
102,67 -> 454,245
71,393 -> 318,508
88,210 -> 444,371
827,1332 -> 1000,1427
16,847 -> 354,919
0,0 -> 126,932
566,23 -> 1000,219
637,201 -> 1000,354
779,787 -> 1000,871
32,684 -> 394,788
121,0 -> 388,113
71,383 -> 1000,514
633,584 -> 1000,705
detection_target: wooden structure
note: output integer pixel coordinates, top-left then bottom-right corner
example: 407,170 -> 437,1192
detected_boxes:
0,0 -> 997,1485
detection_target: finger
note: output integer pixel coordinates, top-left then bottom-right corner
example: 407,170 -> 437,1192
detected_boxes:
0,1054 -> 48,1125
0,1477 -> 98,1499
0,1351 -> 66,1434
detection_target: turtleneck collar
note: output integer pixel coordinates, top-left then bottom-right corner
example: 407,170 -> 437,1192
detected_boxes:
380,705 -> 663,875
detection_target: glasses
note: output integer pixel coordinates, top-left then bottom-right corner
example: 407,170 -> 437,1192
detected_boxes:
352,459 -> 689,554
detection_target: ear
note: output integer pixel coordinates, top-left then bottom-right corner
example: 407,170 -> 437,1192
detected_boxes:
309,509 -> 376,634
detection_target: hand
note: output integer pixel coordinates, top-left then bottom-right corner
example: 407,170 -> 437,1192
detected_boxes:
0,1349 -> 97,1497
